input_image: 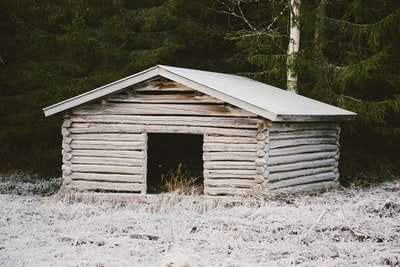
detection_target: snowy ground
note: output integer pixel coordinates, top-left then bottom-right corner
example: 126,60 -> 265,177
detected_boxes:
1,180 -> 399,267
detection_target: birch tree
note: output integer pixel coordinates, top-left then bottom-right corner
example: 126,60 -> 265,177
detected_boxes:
286,0 -> 300,93
217,0 -> 301,92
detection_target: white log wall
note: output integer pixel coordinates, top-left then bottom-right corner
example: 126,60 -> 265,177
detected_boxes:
265,122 -> 341,191
61,80 -> 261,195
61,79 -> 342,195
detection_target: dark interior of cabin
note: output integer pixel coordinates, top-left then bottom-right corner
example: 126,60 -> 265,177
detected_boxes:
146,133 -> 204,194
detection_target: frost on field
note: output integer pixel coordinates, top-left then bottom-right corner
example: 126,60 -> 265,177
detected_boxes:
0,180 -> 399,267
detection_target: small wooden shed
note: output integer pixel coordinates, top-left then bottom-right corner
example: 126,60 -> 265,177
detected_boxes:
43,65 -> 355,196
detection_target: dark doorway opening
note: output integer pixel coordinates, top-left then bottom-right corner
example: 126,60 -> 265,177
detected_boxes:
147,133 -> 203,194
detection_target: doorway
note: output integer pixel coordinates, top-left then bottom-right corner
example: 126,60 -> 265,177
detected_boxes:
146,133 -> 203,194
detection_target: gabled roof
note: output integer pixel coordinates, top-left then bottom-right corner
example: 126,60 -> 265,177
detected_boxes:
43,65 -> 356,121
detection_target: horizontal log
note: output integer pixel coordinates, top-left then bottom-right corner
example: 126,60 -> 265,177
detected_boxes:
204,161 -> 256,170
69,123 -> 257,137
204,173 -> 256,179
73,103 -> 256,117
269,144 -> 338,157
62,127 -> 71,137
63,137 -> 72,144
255,176 -> 266,184
72,150 -> 145,159
70,115 -> 259,129
269,130 -> 338,140
203,152 -> 256,161
133,81 -> 194,92
204,135 -> 256,144
62,144 -> 71,153
268,166 -> 336,182
70,140 -> 145,151
70,133 -> 146,141
255,158 -> 267,166
268,158 -> 337,173
106,93 -> 224,104
256,133 -> 268,141
203,143 -> 258,152
62,165 -> 72,175
71,164 -> 145,175
273,181 -> 339,193
69,180 -> 144,192
62,119 -> 72,128
71,156 -> 144,167
71,172 -> 144,183
269,137 -> 337,149
204,178 -> 256,188
268,152 -> 338,165
270,122 -> 338,132
268,172 -> 338,189
204,187 -> 252,196
204,169 -> 257,176
62,152 -> 73,161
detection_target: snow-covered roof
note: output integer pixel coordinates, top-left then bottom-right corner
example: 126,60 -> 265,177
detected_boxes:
43,65 -> 356,121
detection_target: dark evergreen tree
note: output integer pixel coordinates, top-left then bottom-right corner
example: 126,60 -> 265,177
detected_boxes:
0,0 -> 228,175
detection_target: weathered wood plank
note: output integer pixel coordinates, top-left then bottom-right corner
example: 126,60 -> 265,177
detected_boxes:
69,123 -> 257,137
268,166 -> 336,182
268,152 -> 338,165
106,93 -> 224,104
70,114 -> 259,128
71,150 -> 145,159
204,135 -> 257,144
71,156 -> 144,167
204,169 -> 258,176
268,158 -> 337,173
268,172 -> 338,189
269,130 -> 338,140
269,137 -> 337,149
204,178 -> 256,188
203,143 -> 258,152
270,122 -> 338,132
69,180 -> 144,192
204,173 -> 256,179
132,81 -> 194,92
71,164 -> 145,175
204,161 -> 256,170
203,152 -> 256,161
269,144 -> 338,156
70,133 -> 146,141
71,172 -> 144,183
70,140 -> 145,150
73,103 -> 256,117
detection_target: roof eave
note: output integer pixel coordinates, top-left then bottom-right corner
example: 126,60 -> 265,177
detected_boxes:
275,113 -> 357,122
43,66 -> 160,117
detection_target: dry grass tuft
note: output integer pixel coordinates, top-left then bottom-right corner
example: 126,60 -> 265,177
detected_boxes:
162,163 -> 202,194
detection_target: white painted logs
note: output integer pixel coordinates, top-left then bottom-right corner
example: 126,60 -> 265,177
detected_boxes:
203,134 -> 258,195
266,122 -> 341,191
61,126 -> 147,194
254,123 -> 269,187
60,79 -> 343,196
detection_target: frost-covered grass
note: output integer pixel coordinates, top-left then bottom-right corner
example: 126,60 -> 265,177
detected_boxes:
0,173 -> 62,196
0,178 -> 399,266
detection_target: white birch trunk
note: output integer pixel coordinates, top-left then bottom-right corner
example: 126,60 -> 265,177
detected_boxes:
287,0 -> 301,93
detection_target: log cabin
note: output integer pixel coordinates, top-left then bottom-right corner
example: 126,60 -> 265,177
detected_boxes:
43,65 -> 356,196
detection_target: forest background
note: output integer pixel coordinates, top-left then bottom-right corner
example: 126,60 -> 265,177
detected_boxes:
0,0 -> 399,185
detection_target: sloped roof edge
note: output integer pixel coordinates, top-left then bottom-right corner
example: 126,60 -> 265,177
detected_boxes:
43,66 -> 160,117
43,65 -> 356,121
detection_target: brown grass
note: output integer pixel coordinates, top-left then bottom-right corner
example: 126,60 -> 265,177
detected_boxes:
161,163 -> 201,194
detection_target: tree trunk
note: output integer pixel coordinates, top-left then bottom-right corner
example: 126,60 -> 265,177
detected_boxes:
286,0 -> 301,93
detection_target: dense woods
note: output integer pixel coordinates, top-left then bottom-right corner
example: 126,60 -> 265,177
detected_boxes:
1,0 -> 399,184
